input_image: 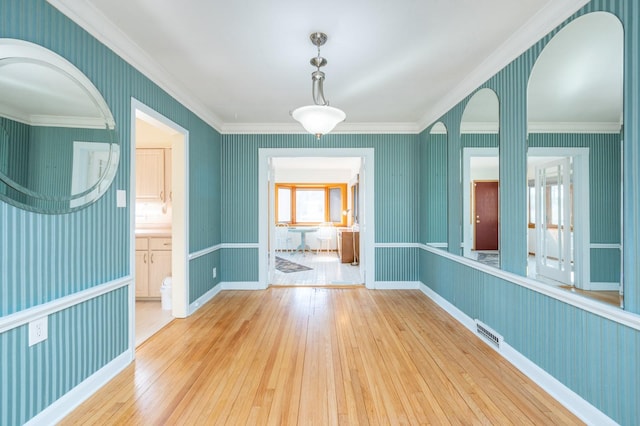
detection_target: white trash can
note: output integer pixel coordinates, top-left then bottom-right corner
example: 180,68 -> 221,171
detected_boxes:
160,277 -> 172,310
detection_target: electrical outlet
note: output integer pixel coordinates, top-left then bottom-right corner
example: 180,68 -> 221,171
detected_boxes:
28,316 -> 48,346
212,267 -> 217,279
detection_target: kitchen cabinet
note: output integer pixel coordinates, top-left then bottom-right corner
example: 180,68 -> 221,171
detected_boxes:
136,148 -> 165,202
337,229 -> 359,263
135,236 -> 172,298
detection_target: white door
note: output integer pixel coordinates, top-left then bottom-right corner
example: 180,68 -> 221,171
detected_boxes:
535,157 -> 573,285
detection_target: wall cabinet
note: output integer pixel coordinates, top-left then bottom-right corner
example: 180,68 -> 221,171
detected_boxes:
135,236 -> 172,298
136,148 -> 172,203
337,229 -> 359,263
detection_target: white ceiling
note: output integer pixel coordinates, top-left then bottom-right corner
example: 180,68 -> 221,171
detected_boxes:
47,0 -> 589,134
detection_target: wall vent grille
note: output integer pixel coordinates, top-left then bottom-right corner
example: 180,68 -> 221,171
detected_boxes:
475,320 -> 503,349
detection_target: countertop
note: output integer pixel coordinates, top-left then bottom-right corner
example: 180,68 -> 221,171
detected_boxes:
135,228 -> 172,237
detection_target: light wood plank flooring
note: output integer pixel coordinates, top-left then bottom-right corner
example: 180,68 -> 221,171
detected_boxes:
135,300 -> 174,347
62,288 -> 582,425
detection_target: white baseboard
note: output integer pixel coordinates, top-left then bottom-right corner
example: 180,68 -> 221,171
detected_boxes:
374,281 -> 420,290
188,283 -> 224,315
25,349 -> 132,426
418,283 -> 616,426
222,281 -> 263,290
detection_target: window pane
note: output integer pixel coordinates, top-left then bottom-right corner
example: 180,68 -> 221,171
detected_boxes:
529,185 -> 536,224
296,189 -> 325,222
277,187 -> 291,222
329,187 -> 342,222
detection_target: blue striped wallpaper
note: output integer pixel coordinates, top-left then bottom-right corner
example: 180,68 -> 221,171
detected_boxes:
420,1 -> 640,423
220,134 -> 420,283
419,127 -> 448,244
0,0 -> 222,423
0,288 -> 128,426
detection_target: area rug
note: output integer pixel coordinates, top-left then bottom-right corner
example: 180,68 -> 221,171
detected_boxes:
476,252 -> 500,268
275,256 -> 313,273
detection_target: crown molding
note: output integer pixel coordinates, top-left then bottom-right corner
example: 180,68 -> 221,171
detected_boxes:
417,0 -> 590,132
528,121 -> 622,134
46,0 -> 225,132
460,122 -> 499,134
47,0 -> 589,136
221,121 -> 420,135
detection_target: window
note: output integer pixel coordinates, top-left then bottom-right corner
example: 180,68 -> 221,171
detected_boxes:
275,183 -> 347,226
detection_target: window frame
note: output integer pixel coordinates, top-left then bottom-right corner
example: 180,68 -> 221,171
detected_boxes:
275,183 -> 348,226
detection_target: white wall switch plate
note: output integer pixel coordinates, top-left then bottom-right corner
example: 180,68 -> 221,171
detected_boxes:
116,190 -> 127,207
28,316 -> 48,346
212,267 -> 217,279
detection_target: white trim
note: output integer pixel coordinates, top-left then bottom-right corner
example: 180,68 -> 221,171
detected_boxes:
374,281 -> 420,290
529,147 -> 590,290
47,1 -> 587,136
460,122 -> 499,134
418,284 -> 616,426
187,244 -> 260,261
221,243 -> 260,249
24,350 -> 132,426
188,284 -> 224,315
417,0 -> 589,131
222,281 -> 263,290
46,0 -> 224,132
528,122 -> 622,134
258,148 -> 375,290
462,148 -> 499,258
221,122 -> 420,135
426,242 -> 448,249
590,243 -> 621,249
374,242 -> 421,248
0,276 -> 130,334
420,244 -> 640,332
188,244 -> 222,260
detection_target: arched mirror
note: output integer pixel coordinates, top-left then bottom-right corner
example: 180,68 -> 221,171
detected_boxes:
424,122 -> 448,249
0,39 -> 118,214
460,88 -> 500,267
527,12 -> 623,307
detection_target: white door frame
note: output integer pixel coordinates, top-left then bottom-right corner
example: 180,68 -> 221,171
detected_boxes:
535,157 -> 573,284
258,148 -> 375,289
129,98 -> 190,352
528,147 -> 590,289
462,148 -> 499,258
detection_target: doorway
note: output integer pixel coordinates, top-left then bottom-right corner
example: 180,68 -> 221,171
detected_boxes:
462,148 -> 499,260
130,99 -> 189,350
527,148 -> 589,289
270,157 -> 362,286
473,180 -> 499,250
258,148 -> 375,289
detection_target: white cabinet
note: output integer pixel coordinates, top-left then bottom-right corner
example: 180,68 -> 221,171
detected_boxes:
135,236 -> 172,299
136,148 -> 166,202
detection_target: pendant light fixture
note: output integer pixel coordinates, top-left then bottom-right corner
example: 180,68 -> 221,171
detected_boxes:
291,32 -> 346,139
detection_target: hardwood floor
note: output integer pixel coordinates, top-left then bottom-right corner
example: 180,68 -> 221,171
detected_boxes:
61,288 -> 582,425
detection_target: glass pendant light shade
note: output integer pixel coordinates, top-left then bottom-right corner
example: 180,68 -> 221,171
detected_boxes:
292,104 -> 346,138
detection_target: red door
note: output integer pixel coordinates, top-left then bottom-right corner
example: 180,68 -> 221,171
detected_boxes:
474,181 -> 499,250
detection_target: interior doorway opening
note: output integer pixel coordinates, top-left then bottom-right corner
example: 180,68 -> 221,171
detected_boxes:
258,148 -> 375,290
270,157 -> 362,286
130,99 -> 189,350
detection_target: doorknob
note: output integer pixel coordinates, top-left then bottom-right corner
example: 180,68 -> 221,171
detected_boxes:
476,219 -> 481,223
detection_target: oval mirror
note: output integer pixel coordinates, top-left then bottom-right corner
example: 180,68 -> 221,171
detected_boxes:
460,88 -> 500,267
526,12 -> 623,307
0,39 -> 118,213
